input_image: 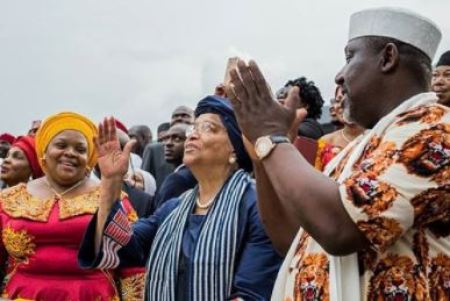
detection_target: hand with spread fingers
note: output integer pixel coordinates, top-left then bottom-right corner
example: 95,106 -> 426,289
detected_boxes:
95,117 -> 135,180
225,59 -> 306,144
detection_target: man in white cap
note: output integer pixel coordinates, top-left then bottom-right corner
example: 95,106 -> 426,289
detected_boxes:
225,7 -> 448,300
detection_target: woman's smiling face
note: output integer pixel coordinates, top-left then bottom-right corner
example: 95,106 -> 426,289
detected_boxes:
44,130 -> 89,185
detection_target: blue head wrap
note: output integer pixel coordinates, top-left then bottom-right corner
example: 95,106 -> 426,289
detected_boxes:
195,95 -> 253,172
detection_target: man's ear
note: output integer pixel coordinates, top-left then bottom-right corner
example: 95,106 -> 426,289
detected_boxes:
379,42 -> 400,73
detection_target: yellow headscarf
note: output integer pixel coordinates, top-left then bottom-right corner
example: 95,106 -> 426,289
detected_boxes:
35,112 -> 98,171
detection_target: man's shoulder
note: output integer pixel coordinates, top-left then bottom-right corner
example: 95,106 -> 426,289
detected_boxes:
394,103 -> 450,127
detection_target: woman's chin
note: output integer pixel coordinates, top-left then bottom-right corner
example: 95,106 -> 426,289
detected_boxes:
54,172 -> 83,185
182,153 -> 198,167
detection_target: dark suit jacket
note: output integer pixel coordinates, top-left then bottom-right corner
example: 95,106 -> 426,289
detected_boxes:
154,165 -> 197,209
122,182 -> 155,218
141,143 -> 175,189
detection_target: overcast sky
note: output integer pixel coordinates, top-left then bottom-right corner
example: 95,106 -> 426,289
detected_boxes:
1,0 -> 449,136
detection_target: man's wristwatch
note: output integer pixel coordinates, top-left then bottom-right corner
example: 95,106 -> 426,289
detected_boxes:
254,135 -> 290,160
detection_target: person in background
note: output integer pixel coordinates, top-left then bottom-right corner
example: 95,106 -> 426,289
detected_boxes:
156,122 -> 170,143
155,123 -> 197,208
0,135 -> 43,189
226,7 -> 447,300
126,169 -> 156,196
329,97 -> 344,130
0,133 -> 16,188
142,107 -> 194,188
163,123 -> 190,167
432,50 -> 450,107
315,85 -> 364,171
79,96 -> 282,300
128,125 -> 152,158
0,133 -> 15,160
28,120 -> 42,136
276,77 -> 325,139
0,112 -> 144,300
170,105 -> 194,126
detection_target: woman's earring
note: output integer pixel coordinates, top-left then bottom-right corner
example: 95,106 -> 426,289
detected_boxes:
228,156 -> 237,165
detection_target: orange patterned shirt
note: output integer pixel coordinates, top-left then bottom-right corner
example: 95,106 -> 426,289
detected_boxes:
274,99 -> 450,301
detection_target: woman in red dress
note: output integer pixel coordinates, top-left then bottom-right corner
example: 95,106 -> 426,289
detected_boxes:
0,112 -> 144,301
315,86 -> 363,171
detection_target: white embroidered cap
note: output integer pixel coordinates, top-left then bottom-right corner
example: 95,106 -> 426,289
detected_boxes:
349,7 -> 442,60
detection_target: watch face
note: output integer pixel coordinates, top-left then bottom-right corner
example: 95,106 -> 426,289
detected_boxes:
256,137 -> 273,158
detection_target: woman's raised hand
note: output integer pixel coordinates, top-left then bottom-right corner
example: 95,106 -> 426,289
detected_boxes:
94,117 -> 135,180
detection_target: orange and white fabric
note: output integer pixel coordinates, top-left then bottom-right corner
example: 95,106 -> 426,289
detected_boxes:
272,92 -> 450,301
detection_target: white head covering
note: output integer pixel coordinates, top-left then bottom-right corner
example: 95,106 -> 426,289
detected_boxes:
129,153 -> 143,171
136,169 -> 156,197
349,7 -> 442,60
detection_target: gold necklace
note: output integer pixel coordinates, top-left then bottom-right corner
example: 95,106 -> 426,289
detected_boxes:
45,177 -> 87,199
340,128 -> 353,143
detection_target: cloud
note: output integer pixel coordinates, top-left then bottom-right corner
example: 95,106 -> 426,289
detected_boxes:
0,0 -> 449,135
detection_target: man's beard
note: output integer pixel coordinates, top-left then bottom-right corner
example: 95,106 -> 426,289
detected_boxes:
342,102 -> 356,125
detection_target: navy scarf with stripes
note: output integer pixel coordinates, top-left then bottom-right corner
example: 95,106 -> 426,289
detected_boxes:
145,169 -> 251,300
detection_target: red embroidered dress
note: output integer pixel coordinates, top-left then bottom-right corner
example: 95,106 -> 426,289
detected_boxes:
0,184 -> 144,301
314,138 -> 343,171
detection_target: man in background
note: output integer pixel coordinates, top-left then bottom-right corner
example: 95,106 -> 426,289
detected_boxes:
141,106 -> 194,188
432,50 -> 450,106
129,125 -> 152,158
154,123 -> 197,208
156,122 -> 170,143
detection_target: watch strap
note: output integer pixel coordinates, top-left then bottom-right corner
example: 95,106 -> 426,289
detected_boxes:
270,135 -> 290,144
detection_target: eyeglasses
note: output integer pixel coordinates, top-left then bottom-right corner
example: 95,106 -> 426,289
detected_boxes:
186,121 -> 225,136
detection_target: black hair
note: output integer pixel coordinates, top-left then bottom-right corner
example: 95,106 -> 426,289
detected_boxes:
284,77 -> 324,120
437,50 -> 450,67
363,36 -> 432,89
157,122 -> 171,134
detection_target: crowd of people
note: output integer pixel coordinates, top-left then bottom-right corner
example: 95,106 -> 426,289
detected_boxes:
0,6 -> 449,301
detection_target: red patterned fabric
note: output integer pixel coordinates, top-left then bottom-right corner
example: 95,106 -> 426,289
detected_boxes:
0,184 -> 144,301
314,138 -> 343,171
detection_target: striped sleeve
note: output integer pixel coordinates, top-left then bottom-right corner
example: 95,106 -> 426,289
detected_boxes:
78,201 -> 132,270
96,203 -> 133,269
79,197 -> 179,271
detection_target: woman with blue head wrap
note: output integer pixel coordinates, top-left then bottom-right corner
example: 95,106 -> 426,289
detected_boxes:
79,96 -> 282,300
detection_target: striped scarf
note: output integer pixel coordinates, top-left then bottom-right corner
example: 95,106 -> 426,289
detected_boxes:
145,169 -> 251,300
